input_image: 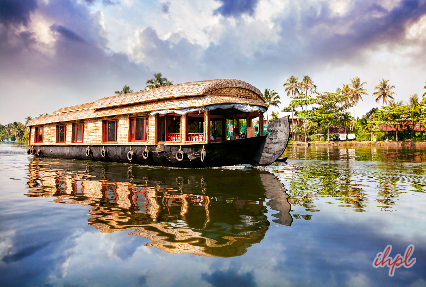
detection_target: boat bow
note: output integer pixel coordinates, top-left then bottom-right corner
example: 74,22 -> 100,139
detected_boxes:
253,116 -> 290,166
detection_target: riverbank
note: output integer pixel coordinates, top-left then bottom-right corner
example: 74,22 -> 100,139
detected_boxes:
291,140 -> 426,147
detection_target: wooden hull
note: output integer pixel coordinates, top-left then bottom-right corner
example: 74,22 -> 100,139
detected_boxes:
29,117 -> 290,167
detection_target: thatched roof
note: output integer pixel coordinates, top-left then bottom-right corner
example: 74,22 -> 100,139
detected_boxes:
28,79 -> 266,126
93,79 -> 264,110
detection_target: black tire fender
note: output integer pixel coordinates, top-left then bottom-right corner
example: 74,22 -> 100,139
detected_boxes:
201,150 -> 206,162
127,149 -> 134,162
86,146 -> 91,157
101,146 -> 107,158
176,150 -> 184,161
142,147 -> 149,160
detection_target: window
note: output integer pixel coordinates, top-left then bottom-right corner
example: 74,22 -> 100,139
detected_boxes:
103,120 -> 117,142
129,117 -> 148,142
167,115 -> 181,141
210,119 -> 223,141
56,125 -> 66,143
35,127 -> 43,143
187,114 -> 204,141
72,123 -> 84,143
157,115 -> 181,142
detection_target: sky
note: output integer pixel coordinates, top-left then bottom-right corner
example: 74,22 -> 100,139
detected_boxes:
1,0 -> 426,124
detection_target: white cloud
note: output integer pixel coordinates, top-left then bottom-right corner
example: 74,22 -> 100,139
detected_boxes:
346,273 -> 371,287
406,14 -> 426,41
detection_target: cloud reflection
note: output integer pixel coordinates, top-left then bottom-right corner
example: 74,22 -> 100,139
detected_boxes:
25,159 -> 293,258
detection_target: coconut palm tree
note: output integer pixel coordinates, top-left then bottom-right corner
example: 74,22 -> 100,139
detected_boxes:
349,77 -> 368,104
338,84 -> 351,106
145,73 -> 173,90
283,76 -> 300,98
423,82 -> 426,97
337,84 -> 352,134
24,116 -> 33,126
299,75 -> 316,107
263,88 -> 281,123
408,94 -> 419,108
283,76 -> 300,122
347,77 -> 368,129
115,85 -> 133,95
388,99 -> 404,107
373,79 -> 395,105
408,94 -> 420,135
299,75 -> 316,142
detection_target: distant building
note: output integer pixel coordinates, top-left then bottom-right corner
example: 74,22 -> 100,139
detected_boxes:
379,122 -> 424,132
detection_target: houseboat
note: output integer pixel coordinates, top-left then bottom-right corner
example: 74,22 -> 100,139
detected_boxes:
27,79 -> 290,167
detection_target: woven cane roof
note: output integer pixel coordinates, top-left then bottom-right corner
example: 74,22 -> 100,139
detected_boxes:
53,102 -> 94,114
28,79 -> 265,126
92,79 -> 264,110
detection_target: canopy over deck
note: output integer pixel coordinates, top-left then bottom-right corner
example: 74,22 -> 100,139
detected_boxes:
28,79 -> 267,126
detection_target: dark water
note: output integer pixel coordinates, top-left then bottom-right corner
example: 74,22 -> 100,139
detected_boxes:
0,143 -> 425,287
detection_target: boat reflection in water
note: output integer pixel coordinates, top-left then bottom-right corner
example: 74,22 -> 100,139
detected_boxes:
26,159 -> 292,257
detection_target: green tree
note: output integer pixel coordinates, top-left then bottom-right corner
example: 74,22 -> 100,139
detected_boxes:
423,82 -> 426,97
115,85 -> 133,95
304,92 -> 352,141
337,83 -> 353,132
337,84 -> 351,105
299,75 -> 316,141
145,73 -> 173,90
25,116 -> 33,125
271,111 -> 279,122
283,76 -> 300,120
420,95 -> 426,134
373,79 -> 395,105
408,94 -> 420,137
354,108 -> 378,141
373,99 -> 406,141
263,88 -> 281,108
348,77 -> 368,123
299,75 -> 316,109
263,88 -> 280,123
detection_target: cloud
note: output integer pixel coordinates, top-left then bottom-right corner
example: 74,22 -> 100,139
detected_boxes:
138,275 -> 148,286
161,2 -> 171,14
0,0 -> 37,27
0,0 -> 152,123
2,242 -> 51,263
84,0 -> 118,5
50,24 -> 86,43
130,27 -> 204,78
277,0 -> 426,67
111,236 -> 141,260
214,0 -> 259,17
2,0 -> 426,123
202,268 -> 257,287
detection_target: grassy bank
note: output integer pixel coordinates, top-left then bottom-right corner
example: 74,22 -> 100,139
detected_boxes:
291,140 -> 426,147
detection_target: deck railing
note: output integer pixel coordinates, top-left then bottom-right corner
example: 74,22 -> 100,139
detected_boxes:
167,133 -> 181,141
187,133 -> 204,141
